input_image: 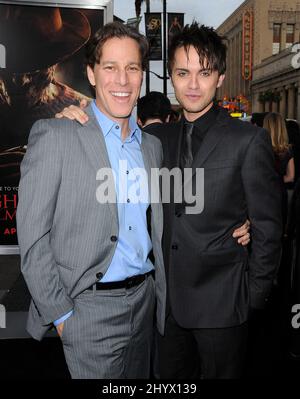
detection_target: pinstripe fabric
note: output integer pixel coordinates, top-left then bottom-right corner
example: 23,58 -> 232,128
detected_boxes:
17,104 -> 166,356
61,275 -> 155,378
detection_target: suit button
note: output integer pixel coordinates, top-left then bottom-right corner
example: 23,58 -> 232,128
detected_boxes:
96,272 -> 103,279
172,244 -> 178,250
110,235 -> 117,242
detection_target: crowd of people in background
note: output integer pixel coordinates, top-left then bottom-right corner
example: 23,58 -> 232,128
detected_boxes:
251,110 -> 300,358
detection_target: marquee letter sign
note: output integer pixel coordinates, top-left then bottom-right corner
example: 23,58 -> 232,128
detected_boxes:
242,10 -> 253,80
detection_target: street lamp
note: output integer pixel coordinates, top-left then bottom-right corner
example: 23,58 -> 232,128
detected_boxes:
140,0 -> 168,94
163,0 -> 167,95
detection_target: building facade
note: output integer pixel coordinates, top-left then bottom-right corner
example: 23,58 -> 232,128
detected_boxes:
216,0 -> 300,119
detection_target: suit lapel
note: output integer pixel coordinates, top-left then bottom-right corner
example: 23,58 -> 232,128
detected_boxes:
140,132 -> 152,183
77,104 -> 118,225
184,109 -> 229,187
140,132 -> 156,209
192,109 -> 229,168
140,132 -> 163,238
161,121 -> 183,232
80,104 -> 111,169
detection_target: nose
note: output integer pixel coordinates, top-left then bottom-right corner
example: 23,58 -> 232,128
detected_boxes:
116,69 -> 128,86
188,74 -> 199,90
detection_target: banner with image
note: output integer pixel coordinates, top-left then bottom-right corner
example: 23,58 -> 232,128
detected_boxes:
145,12 -> 162,60
0,2 -> 104,246
168,13 -> 184,49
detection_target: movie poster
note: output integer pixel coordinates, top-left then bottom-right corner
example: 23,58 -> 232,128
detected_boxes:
0,3 -> 104,246
145,13 -> 162,60
168,13 -> 184,48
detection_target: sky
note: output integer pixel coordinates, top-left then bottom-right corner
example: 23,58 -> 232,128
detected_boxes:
114,0 -> 245,29
114,0 -> 245,99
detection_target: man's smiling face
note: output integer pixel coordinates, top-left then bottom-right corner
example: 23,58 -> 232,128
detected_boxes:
87,36 -> 143,124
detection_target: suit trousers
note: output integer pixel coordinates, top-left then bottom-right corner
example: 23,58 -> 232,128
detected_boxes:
60,274 -> 155,379
157,313 -> 248,379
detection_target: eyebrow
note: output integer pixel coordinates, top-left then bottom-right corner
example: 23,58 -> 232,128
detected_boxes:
174,68 -> 189,72
174,67 -> 212,72
101,61 -> 141,66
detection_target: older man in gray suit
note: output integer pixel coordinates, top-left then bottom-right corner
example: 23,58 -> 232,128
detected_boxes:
16,22 -> 166,379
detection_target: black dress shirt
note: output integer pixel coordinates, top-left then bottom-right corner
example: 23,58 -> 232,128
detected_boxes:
182,104 -> 220,160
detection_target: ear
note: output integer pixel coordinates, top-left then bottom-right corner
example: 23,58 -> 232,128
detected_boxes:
87,65 -> 96,87
217,74 -> 225,88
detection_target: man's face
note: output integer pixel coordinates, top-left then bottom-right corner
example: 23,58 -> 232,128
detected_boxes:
87,37 -> 143,124
170,45 -> 225,121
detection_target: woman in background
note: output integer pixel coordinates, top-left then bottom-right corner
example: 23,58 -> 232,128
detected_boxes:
263,112 -> 295,228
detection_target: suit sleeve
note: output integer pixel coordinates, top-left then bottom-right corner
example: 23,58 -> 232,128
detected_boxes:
17,120 -> 74,326
241,128 -> 282,309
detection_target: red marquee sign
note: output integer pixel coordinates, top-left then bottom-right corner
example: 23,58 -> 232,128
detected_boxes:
242,10 -> 253,80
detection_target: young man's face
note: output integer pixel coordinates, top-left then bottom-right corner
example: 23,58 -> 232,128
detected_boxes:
170,45 -> 225,121
87,37 -> 143,125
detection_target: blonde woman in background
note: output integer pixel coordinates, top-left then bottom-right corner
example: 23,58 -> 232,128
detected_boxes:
263,112 -> 295,228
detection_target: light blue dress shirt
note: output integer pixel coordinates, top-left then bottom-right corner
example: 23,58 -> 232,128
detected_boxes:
54,101 -> 154,326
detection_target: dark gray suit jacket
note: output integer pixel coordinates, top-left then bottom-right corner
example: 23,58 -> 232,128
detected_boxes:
151,108 -> 282,329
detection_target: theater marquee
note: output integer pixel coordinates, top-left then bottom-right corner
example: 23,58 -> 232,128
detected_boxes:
242,10 -> 253,80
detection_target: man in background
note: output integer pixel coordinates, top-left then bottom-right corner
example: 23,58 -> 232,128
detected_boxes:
137,91 -> 172,133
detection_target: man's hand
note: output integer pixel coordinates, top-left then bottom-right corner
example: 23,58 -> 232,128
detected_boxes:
55,99 -> 89,124
56,321 -> 64,338
232,220 -> 250,246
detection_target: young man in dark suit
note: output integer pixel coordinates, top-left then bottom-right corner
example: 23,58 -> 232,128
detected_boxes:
151,22 -> 282,378
55,22 -> 278,379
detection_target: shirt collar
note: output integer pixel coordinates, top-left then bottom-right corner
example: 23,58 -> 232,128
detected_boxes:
184,104 -> 220,132
91,100 -> 142,144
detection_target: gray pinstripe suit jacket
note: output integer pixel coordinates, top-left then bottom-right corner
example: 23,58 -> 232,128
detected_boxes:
16,105 -> 166,341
